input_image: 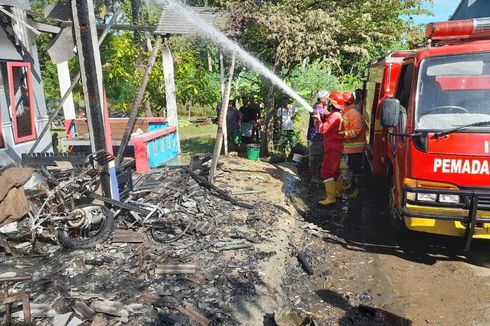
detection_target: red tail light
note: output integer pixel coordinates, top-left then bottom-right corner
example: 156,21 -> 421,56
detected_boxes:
426,18 -> 490,40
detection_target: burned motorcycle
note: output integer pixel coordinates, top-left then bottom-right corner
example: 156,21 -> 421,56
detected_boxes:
21,151 -> 115,249
2,151 -> 194,249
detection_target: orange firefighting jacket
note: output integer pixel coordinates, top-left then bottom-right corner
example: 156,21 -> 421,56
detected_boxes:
342,106 -> 366,154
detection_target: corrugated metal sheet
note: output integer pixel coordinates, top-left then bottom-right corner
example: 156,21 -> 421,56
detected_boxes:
47,26 -> 75,64
155,6 -> 226,35
0,0 -> 30,10
0,25 -> 22,60
44,2 -> 71,21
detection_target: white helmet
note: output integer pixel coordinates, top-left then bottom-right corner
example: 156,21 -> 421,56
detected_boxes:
317,90 -> 330,102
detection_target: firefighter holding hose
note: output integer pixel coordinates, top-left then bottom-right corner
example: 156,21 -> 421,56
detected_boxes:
312,91 -> 345,206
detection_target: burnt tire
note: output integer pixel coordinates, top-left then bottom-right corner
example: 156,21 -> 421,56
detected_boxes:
58,205 -> 114,249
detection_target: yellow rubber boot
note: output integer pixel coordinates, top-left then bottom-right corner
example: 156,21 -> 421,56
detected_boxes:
335,180 -> 343,198
319,181 -> 336,206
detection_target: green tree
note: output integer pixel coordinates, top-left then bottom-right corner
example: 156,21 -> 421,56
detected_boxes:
221,0 -> 431,151
101,32 -> 141,112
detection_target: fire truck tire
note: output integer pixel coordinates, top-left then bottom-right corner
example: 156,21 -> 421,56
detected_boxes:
388,172 -> 406,238
58,205 -> 115,249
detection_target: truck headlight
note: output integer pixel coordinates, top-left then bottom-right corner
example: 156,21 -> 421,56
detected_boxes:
439,194 -> 460,204
406,192 -> 416,201
417,193 -> 437,202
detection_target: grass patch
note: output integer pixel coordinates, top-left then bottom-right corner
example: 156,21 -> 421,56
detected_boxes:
179,122 -> 217,160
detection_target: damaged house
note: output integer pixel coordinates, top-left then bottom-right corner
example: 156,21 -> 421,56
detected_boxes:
0,0 -> 52,165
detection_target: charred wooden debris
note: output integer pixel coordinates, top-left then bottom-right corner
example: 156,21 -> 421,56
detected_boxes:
0,155 -> 283,325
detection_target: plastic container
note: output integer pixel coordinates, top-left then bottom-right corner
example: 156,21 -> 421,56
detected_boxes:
246,144 -> 261,161
231,131 -> 242,145
292,153 -> 304,166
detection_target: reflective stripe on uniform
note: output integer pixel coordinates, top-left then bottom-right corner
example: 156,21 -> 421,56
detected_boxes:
348,130 -> 358,138
344,142 -> 366,148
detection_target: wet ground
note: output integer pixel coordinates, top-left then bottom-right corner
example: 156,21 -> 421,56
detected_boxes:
282,161 -> 490,325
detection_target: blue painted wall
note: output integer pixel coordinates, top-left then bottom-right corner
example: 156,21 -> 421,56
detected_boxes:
147,130 -> 179,169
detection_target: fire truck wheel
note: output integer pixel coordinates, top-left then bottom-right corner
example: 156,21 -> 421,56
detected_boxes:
388,174 -> 405,238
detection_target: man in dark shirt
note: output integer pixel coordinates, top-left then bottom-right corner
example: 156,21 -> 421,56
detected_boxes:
240,97 -> 261,144
227,100 -> 243,152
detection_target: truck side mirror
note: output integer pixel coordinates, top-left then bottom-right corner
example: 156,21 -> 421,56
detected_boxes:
381,98 -> 400,128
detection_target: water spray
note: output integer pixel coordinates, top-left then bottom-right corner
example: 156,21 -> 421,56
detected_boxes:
161,0 -> 314,113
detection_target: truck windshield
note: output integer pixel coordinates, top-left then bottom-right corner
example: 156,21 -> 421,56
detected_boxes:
416,53 -> 490,131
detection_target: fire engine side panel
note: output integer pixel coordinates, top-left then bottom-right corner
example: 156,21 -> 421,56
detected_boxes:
420,136 -> 490,186
364,59 -> 404,176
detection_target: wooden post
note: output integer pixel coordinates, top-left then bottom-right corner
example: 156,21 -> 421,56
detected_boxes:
115,36 -> 163,165
72,0 -> 116,199
219,51 -> 228,155
219,51 -> 225,97
162,47 -> 180,152
208,54 -> 236,183
56,61 -> 76,120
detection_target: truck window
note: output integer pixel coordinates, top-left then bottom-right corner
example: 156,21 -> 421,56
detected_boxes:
396,63 -> 414,110
416,52 -> 490,131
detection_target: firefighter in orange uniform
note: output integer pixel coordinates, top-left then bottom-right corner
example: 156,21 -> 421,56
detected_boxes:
312,91 -> 345,206
341,92 -> 367,199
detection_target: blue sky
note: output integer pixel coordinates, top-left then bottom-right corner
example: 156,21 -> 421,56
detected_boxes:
406,0 -> 461,25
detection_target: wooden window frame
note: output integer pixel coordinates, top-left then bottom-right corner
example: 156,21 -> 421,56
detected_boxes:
7,61 -> 36,143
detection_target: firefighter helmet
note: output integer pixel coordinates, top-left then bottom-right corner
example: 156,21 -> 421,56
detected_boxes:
343,92 -> 355,105
329,91 -> 345,110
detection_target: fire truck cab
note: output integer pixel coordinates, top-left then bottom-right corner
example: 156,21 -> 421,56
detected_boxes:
364,18 -> 490,249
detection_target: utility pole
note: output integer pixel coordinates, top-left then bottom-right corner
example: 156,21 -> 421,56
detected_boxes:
72,0 -> 118,199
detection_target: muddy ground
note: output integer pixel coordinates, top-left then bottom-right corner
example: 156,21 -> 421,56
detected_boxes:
2,156 -> 490,325
217,157 -> 490,325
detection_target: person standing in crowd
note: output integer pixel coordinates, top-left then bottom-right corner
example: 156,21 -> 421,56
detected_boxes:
276,95 -> 298,157
341,91 -> 366,199
307,90 -> 329,184
216,101 -> 222,120
249,99 -> 262,143
353,88 -> 364,112
77,107 -> 86,119
312,91 -> 345,206
227,100 -> 243,152
240,97 -> 261,144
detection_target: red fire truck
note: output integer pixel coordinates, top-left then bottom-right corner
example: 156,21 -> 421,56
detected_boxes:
363,18 -> 490,249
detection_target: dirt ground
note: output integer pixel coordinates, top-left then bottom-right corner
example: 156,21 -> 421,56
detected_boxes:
216,157 -> 490,325
2,156 -> 490,325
